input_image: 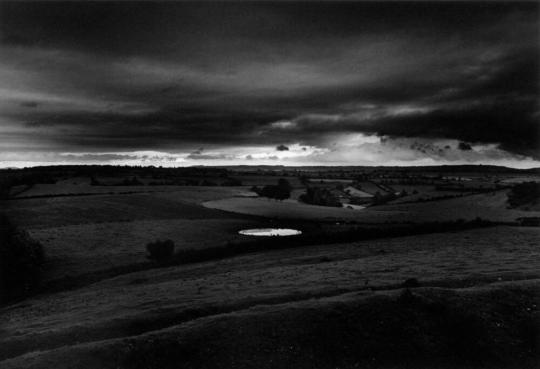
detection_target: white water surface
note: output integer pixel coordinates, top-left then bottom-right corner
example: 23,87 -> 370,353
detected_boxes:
239,228 -> 302,236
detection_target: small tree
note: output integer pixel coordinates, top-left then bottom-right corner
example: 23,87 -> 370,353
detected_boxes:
146,239 -> 175,262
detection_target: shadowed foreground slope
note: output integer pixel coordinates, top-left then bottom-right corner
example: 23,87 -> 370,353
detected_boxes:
1,226 -> 538,369
2,282 -> 538,369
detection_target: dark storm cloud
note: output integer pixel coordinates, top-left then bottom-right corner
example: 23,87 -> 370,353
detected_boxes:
372,102 -> 539,158
458,142 -> 473,151
280,99 -> 539,158
15,107 -> 288,151
0,1 -> 538,162
59,153 -> 135,162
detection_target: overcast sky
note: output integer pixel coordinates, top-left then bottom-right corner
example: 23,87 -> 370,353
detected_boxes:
0,1 -> 538,168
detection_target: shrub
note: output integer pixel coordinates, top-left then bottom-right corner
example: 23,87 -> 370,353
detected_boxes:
0,216 -> 44,303
146,239 -> 175,262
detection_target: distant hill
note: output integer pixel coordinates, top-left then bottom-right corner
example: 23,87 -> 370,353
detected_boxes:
219,164 -> 540,174
2,164 -> 538,174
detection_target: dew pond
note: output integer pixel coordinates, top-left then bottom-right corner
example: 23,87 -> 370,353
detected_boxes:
239,228 -> 302,236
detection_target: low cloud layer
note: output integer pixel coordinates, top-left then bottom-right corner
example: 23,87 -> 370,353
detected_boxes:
0,2 -> 538,167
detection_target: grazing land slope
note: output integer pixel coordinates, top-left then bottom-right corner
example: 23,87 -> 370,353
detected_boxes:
2,188 -> 265,283
1,226 -> 538,368
1,283 -> 538,369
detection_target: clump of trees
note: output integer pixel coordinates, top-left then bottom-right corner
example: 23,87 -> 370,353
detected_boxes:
0,216 -> 45,303
299,187 -> 342,207
254,178 -> 292,200
508,182 -> 540,208
146,239 -> 175,262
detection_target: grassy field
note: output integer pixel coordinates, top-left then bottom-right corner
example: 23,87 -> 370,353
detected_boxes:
353,180 -> 385,194
5,187 -> 251,229
388,184 -> 471,203
500,176 -> 540,184
375,190 -> 540,222
2,283 -> 538,369
12,179 -> 251,200
1,226 -> 538,368
2,167 -> 539,368
3,187 -> 265,284
4,184 -> 538,289
30,218 -> 264,283
203,190 -> 540,223
204,196 -> 403,221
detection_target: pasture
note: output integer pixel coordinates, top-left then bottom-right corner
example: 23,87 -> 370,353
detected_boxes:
1,165 -> 539,369
4,186 -> 264,283
203,190 -> 540,223
1,226 -> 538,368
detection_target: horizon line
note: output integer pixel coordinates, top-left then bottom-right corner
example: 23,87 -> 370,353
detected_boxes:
2,163 -> 539,171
